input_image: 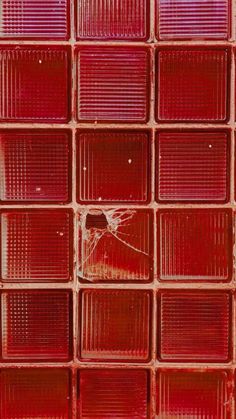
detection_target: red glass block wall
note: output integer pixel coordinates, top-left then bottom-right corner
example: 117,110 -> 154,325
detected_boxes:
0,1 -> 235,418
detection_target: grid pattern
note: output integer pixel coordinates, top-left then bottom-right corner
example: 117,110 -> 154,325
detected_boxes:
0,0 -> 235,418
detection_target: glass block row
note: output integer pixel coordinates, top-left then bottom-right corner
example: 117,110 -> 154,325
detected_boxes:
1,368 -> 233,418
0,129 -> 233,204
0,289 -> 233,362
0,46 -> 234,123
0,0 -> 231,41
0,209 -> 233,283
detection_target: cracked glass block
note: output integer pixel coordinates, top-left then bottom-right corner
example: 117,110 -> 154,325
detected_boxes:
158,291 -> 231,362
0,130 -> 71,203
1,368 -> 71,418
77,130 -> 151,203
1,210 -> 73,282
78,209 -> 153,282
78,369 -> 149,418
157,370 -> 230,418
0,46 -> 71,122
157,48 -> 229,122
158,209 -> 232,281
2,290 -> 72,360
79,289 -> 151,362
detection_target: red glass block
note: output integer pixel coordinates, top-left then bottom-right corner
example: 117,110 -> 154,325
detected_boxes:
158,291 -> 231,362
157,48 -> 229,122
157,370 -> 230,418
76,0 -> 149,40
1,210 -> 73,282
76,47 -> 150,122
79,289 -> 151,362
2,290 -> 72,360
0,1 -> 70,39
77,130 -> 151,203
1,368 -> 71,418
157,0 -> 229,40
0,130 -> 72,203
0,46 -> 70,122
78,209 -> 153,282
156,130 -> 230,203
158,209 -> 232,281
78,369 -> 149,418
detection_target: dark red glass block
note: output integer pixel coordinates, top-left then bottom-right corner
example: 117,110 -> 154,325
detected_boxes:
1,368 -> 71,418
77,130 -> 150,203
78,209 -> 153,282
76,47 -> 150,122
157,370 -> 230,418
157,48 -> 229,122
79,289 -> 151,362
158,291 -> 231,362
0,46 -> 70,122
2,290 -> 72,360
0,130 -> 72,203
157,0 -> 229,40
0,1 -> 70,39
76,0 -> 149,40
78,369 -> 149,418
1,210 -> 73,282
158,209 -> 232,281
156,130 -> 230,203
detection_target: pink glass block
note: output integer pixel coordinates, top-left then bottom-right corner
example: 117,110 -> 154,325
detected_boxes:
157,370 -> 230,418
157,48 -> 229,122
77,130 -> 151,203
158,291 -> 231,362
78,369 -> 149,418
79,289 -> 151,362
0,46 -> 70,122
2,290 -> 72,360
156,130 -> 230,203
1,368 -> 71,418
76,0 -> 149,40
0,130 -> 72,203
1,210 -> 73,282
76,47 -> 150,122
0,0 -> 70,39
78,209 -> 153,282
157,0 -> 229,40
158,209 -> 232,281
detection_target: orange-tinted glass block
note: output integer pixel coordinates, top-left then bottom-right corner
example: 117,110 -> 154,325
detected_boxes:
1,210 -> 73,282
79,289 -> 151,362
0,130 -> 71,203
158,291 -> 231,362
2,290 -> 72,360
77,130 -> 151,203
158,209 -> 232,281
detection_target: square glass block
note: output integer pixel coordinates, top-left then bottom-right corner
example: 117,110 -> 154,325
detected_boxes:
157,370 -> 230,418
76,0 -> 149,40
0,130 -> 72,203
1,210 -> 73,282
156,130 -> 230,203
157,48 -> 229,122
158,209 -> 232,281
157,0 -> 229,40
77,130 -> 151,203
0,0 -> 70,39
78,369 -> 149,418
158,291 -> 231,362
78,209 -> 153,282
79,289 -> 151,362
76,47 -> 150,122
1,368 -> 71,419
0,46 -> 70,122
2,290 -> 72,360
